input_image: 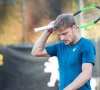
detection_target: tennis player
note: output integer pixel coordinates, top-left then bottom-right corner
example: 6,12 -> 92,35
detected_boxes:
31,14 -> 96,90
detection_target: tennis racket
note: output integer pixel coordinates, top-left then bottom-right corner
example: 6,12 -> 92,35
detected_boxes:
73,6 -> 100,29
34,6 -> 100,33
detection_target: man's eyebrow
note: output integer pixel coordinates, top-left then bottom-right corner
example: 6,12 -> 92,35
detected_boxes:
58,32 -> 68,36
61,32 -> 68,35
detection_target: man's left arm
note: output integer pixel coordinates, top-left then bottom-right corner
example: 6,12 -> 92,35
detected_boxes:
63,63 -> 93,90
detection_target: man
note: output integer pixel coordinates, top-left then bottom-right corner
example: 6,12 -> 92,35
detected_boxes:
31,14 -> 96,90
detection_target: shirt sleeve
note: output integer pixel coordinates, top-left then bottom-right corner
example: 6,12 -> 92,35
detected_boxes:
45,43 -> 57,57
81,40 -> 96,66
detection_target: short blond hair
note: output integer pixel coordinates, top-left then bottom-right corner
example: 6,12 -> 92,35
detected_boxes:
53,14 -> 76,31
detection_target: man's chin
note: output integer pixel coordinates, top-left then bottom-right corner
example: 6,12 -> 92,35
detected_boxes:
64,42 -> 70,45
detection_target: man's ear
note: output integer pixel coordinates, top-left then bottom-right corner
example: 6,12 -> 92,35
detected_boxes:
73,25 -> 78,32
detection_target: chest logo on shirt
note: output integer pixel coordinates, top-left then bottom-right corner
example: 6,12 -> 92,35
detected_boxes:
73,47 -> 77,52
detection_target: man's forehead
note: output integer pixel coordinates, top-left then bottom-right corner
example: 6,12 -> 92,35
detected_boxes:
56,27 -> 71,33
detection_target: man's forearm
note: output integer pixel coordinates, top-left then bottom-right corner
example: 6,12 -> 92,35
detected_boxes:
31,30 -> 51,54
64,71 -> 91,90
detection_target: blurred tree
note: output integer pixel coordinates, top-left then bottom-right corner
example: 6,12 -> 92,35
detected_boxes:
84,0 -> 100,7
0,2 -> 8,33
46,0 -> 62,19
0,0 -> 22,45
0,0 -> 18,33
0,0 -> 100,45
61,0 -> 78,13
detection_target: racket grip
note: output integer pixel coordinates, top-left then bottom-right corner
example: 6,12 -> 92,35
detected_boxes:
34,25 -> 53,33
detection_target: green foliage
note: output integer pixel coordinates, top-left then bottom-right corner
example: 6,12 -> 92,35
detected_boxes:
0,0 -> 100,45
0,0 -> 21,33
46,0 -> 62,19
84,0 -> 100,7
61,0 -> 78,13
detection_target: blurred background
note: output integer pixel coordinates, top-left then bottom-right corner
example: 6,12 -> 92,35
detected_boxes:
0,0 -> 100,90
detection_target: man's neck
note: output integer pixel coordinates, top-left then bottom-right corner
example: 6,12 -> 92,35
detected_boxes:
72,34 -> 81,45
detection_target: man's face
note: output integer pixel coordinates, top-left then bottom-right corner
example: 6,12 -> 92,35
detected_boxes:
56,25 -> 77,45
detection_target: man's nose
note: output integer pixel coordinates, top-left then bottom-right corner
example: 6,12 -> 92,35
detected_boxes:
60,35 -> 65,41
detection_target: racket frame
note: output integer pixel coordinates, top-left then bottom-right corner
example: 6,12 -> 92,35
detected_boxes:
73,6 -> 100,29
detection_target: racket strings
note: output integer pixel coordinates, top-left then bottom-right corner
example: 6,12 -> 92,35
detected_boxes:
74,8 -> 100,27
82,9 -> 97,23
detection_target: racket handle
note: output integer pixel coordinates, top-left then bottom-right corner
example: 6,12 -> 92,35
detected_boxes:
34,25 -> 53,33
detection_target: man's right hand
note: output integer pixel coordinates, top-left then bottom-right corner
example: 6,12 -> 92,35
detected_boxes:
47,21 -> 55,33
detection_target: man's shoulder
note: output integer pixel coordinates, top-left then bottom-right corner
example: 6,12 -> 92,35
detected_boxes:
80,37 -> 95,51
81,37 -> 94,45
